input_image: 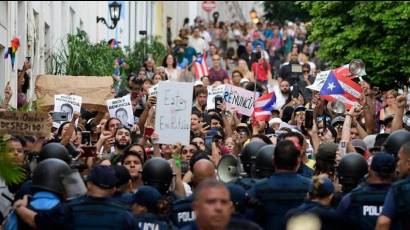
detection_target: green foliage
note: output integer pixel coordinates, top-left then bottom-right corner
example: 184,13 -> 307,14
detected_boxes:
299,1 -> 410,88
263,1 -> 311,24
126,36 -> 168,73
0,136 -> 26,185
48,29 -> 124,76
47,29 -> 168,77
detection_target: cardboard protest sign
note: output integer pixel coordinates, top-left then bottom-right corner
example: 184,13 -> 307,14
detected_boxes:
207,84 -> 226,110
35,75 -> 114,113
155,82 -> 193,145
106,95 -> 134,127
0,112 -> 51,137
223,84 -> 257,116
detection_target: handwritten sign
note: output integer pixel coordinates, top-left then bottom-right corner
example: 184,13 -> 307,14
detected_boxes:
106,95 -> 134,128
155,82 -> 193,145
223,84 -> 257,116
307,70 -> 331,91
54,94 -> 82,128
207,84 -> 226,110
0,112 -> 51,137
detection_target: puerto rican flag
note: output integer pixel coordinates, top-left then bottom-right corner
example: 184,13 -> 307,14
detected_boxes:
253,92 -> 276,121
319,66 -> 362,110
193,52 -> 209,80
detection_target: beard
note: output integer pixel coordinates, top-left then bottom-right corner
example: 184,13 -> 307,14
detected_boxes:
281,89 -> 290,96
115,139 -> 129,150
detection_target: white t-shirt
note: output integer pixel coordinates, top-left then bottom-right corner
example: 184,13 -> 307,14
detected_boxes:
189,36 -> 208,54
165,68 -> 181,81
268,83 -> 288,110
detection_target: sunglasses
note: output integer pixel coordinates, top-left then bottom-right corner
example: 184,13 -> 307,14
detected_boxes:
295,111 -> 305,116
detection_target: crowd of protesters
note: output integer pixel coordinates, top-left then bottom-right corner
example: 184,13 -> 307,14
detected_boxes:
1,15 -> 410,230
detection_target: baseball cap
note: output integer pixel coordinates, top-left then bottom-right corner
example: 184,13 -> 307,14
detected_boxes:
88,165 -> 117,189
112,165 -> 131,188
317,142 -> 338,162
370,152 -> 396,173
363,134 -> 377,151
236,123 -> 250,135
226,184 -> 249,212
351,139 -> 367,155
194,80 -> 204,87
133,186 -> 162,208
309,175 -> 335,197
331,116 -> 345,127
294,106 -> 306,114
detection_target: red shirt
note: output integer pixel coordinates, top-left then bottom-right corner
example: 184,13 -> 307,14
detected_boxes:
252,62 -> 270,81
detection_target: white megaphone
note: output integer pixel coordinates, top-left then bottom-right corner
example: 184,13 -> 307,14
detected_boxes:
217,154 -> 243,183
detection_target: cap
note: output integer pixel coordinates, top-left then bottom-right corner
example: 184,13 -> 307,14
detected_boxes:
88,165 -> 117,189
240,78 -> 249,84
317,142 -> 338,162
294,106 -> 306,114
226,183 -> 249,211
310,175 -> 335,197
236,123 -> 250,135
363,134 -> 377,150
331,116 -> 345,127
370,152 -> 396,173
351,139 -> 367,154
268,118 -> 282,127
133,186 -> 162,208
112,165 -> 131,188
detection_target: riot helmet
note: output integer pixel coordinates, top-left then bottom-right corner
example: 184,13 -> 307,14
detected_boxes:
32,158 -> 72,196
38,142 -> 71,164
255,145 -> 275,178
142,157 -> 173,194
239,141 -> 266,176
337,153 -> 368,193
383,129 -> 410,157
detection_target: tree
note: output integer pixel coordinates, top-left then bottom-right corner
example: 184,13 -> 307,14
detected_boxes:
299,1 -> 410,88
263,1 -> 311,24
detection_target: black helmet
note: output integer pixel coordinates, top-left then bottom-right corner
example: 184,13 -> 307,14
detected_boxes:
239,141 -> 266,176
38,143 -> 71,163
384,129 -> 410,156
255,145 -> 275,178
32,158 -> 72,195
142,157 -> 173,194
337,153 -> 368,193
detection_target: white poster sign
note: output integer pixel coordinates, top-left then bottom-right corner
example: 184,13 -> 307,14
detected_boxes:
223,84 -> 257,116
155,82 -> 193,145
54,94 -> 82,127
207,84 -> 226,110
106,95 -> 134,128
307,70 -> 331,91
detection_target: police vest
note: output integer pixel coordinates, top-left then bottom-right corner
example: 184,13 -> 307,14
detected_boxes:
348,185 -> 389,230
67,197 -> 134,229
170,195 -> 195,228
232,177 -> 259,191
253,177 -> 309,230
134,213 -> 170,230
392,179 -> 410,229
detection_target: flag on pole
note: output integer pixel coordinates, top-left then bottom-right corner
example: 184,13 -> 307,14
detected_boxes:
319,66 -> 362,110
193,52 -> 209,80
253,92 -> 276,121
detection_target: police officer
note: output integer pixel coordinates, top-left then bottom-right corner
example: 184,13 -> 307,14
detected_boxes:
171,159 -> 216,228
231,141 -> 266,190
142,157 -> 173,195
13,165 -> 136,229
383,129 -> 410,157
334,153 -> 368,206
248,140 -> 312,230
285,175 -> 346,230
376,142 -> 410,230
254,144 -> 275,179
4,158 -> 71,230
132,186 -> 174,230
338,153 -> 397,230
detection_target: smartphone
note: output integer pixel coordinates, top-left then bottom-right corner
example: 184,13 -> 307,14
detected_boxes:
51,112 -> 69,122
81,131 -> 91,146
82,146 -> 97,157
214,95 -> 223,113
292,84 -> 300,98
144,127 -> 155,138
305,109 -> 314,129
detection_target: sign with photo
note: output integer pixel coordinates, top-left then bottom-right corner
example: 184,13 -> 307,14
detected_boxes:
106,95 -> 134,128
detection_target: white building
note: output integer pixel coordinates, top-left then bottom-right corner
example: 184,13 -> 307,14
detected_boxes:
0,1 -> 261,107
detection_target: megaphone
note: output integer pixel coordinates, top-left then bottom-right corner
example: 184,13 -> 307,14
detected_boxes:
349,59 -> 366,77
217,154 -> 242,183
330,101 -> 346,115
